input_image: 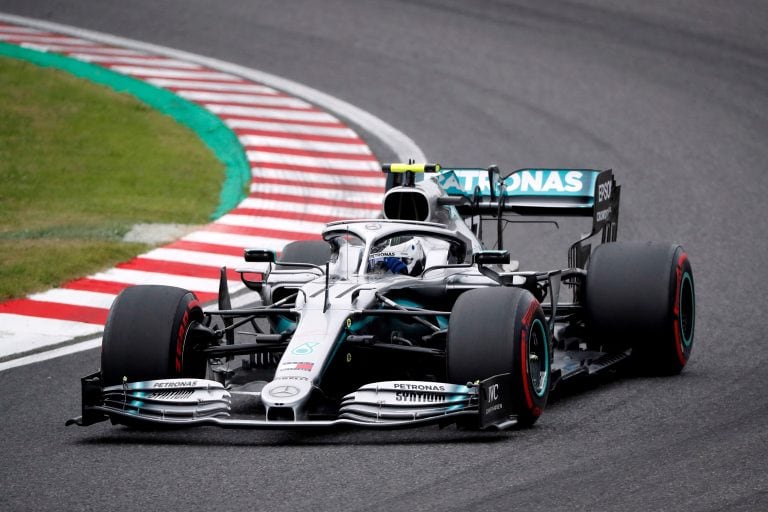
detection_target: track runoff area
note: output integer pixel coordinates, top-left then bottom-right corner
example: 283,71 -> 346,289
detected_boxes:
0,19 -> 395,366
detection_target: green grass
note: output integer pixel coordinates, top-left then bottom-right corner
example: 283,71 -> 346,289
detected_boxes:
0,57 -> 225,300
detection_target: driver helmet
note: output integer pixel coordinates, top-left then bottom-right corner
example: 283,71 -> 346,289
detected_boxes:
367,236 -> 426,276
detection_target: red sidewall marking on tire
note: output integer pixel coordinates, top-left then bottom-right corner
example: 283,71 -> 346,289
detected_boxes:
520,300 -> 541,416
175,299 -> 199,373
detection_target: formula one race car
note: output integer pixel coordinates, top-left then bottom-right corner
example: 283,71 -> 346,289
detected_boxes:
68,163 -> 695,431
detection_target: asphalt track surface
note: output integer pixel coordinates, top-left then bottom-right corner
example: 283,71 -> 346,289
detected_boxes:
1,1 -> 767,510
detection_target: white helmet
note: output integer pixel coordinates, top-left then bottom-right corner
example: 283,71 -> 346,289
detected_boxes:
367,236 -> 426,276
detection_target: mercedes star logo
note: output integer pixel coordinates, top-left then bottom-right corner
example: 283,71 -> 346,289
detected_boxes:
270,385 -> 300,398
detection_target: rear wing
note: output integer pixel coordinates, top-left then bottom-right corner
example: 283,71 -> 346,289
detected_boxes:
439,167 -> 619,263
382,163 -> 620,265
436,166 -> 613,216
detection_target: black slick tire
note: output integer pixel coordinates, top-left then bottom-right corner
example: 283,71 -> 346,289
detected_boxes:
101,285 -> 206,386
585,242 -> 695,375
447,287 -> 550,427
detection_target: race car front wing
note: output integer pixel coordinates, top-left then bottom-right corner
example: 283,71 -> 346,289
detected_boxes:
66,373 -> 519,431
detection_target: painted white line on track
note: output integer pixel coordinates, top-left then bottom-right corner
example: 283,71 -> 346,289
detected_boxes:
208,104 -> 337,122
182,231 -> 297,250
19,42 -> 146,56
110,65 -> 240,81
0,25 -> 43,34
253,167 -> 385,187
249,182 -> 383,203
146,78 -> 278,93
237,198 -> 380,218
69,53 -> 205,69
225,118 -> 358,137
140,248 -> 246,268
246,151 -> 379,170
0,34 -> 95,44
216,214 -> 329,234
176,90 -> 310,107
87,269 -> 231,293
28,289 -> 117,310
0,337 -> 103,372
0,315 -> 102,360
240,135 -> 372,154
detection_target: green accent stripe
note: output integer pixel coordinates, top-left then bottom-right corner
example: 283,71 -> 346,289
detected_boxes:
0,41 -> 250,220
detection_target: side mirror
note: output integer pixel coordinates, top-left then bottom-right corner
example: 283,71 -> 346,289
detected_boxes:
244,249 -> 276,263
473,250 -> 510,265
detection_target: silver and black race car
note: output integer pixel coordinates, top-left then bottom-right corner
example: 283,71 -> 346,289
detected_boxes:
68,163 -> 695,431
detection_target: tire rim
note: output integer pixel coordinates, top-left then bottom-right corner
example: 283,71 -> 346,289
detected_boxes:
679,272 -> 695,347
528,318 -> 549,397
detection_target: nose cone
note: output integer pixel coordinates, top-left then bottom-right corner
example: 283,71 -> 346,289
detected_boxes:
261,379 -> 313,408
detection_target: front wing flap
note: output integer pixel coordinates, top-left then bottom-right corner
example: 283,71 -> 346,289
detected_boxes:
67,373 -> 518,430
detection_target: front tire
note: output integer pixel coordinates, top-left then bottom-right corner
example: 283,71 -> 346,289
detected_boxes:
585,242 -> 695,375
101,285 -> 206,386
447,287 -> 550,427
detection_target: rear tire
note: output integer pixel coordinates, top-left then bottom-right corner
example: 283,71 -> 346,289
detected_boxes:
585,242 -> 695,375
101,285 -> 206,386
447,287 -> 550,427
